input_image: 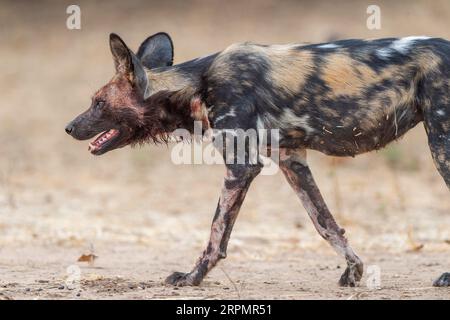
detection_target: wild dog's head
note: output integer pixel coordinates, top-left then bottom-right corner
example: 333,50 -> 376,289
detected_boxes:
65,33 -> 174,155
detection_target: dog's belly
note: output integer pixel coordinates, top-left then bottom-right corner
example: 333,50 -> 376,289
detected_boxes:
277,102 -> 423,157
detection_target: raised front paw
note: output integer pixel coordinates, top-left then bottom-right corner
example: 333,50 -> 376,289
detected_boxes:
433,272 -> 450,287
165,271 -> 199,287
338,263 -> 364,287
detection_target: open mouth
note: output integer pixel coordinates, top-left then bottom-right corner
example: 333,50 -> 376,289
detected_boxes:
88,129 -> 120,154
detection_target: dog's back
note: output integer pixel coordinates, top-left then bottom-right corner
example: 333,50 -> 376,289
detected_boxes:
205,37 -> 450,157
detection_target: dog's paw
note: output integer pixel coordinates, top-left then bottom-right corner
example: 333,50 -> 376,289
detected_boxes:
433,272 -> 450,287
338,263 -> 363,287
165,272 -> 197,287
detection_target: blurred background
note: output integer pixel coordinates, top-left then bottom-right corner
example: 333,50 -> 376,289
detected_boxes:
0,0 -> 449,299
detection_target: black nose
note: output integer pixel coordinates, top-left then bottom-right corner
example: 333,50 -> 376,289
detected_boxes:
65,124 -> 74,135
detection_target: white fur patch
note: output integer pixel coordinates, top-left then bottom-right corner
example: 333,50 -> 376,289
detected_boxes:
270,43 -> 301,52
390,36 -> 430,54
281,110 -> 315,134
436,109 -> 446,116
376,47 -> 392,59
214,109 -> 236,125
376,36 -> 430,59
317,43 -> 340,49
256,115 -> 265,130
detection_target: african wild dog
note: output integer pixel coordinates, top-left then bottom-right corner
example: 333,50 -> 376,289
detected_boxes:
66,33 -> 450,287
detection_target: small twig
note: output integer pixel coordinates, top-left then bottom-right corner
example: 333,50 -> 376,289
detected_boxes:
393,105 -> 398,137
323,126 -> 333,134
219,266 -> 241,299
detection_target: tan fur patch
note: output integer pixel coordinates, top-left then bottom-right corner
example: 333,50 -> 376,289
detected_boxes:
268,49 -> 315,95
360,81 -> 416,132
322,53 -> 378,97
208,43 -> 248,82
416,51 -> 442,74
146,69 -> 196,94
210,43 -> 314,94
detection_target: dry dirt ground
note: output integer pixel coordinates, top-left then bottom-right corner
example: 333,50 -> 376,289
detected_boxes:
1,246 -> 449,300
0,0 -> 449,300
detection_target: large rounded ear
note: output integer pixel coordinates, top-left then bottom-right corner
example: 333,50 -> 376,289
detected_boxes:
137,32 -> 174,69
109,33 -> 150,99
130,53 -> 150,99
110,33 -> 133,74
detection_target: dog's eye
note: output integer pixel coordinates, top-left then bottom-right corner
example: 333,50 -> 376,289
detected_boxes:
95,100 -> 105,109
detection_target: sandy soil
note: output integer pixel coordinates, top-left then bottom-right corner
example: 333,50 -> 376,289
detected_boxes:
1,245 -> 449,300
0,0 -> 449,300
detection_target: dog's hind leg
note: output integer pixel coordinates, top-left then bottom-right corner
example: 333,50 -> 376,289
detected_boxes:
279,148 -> 363,287
165,164 -> 261,286
423,101 -> 450,287
424,106 -> 450,189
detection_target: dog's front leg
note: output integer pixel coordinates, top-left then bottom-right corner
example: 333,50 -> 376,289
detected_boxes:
165,164 -> 261,286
